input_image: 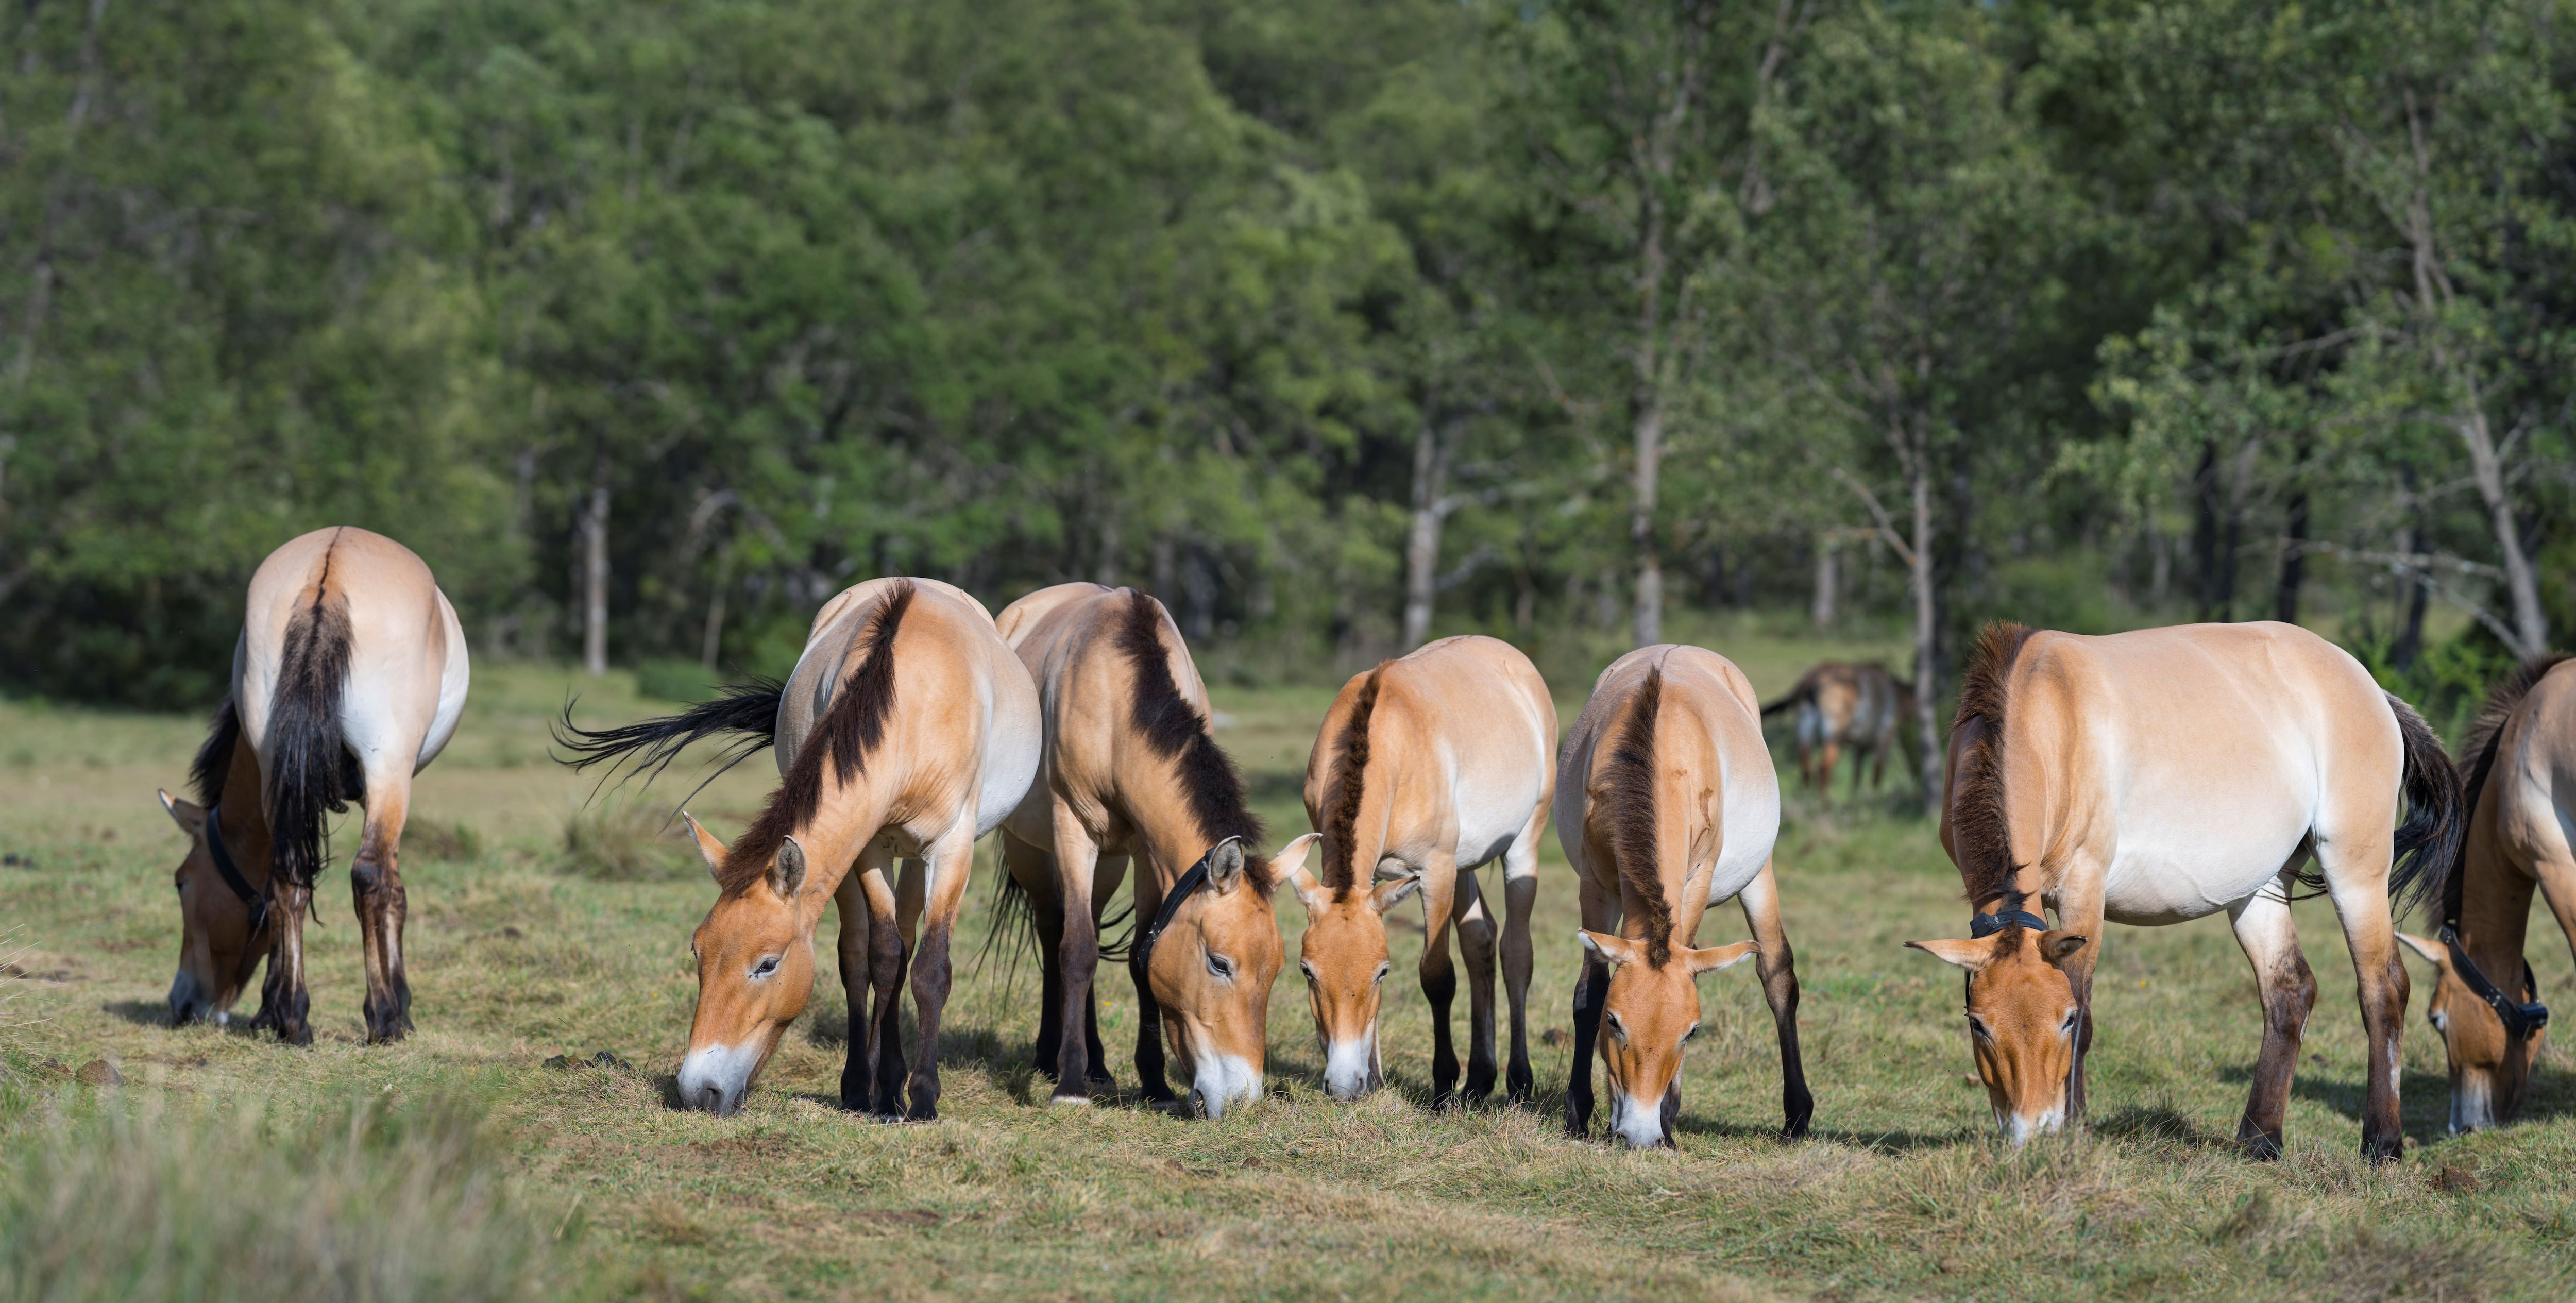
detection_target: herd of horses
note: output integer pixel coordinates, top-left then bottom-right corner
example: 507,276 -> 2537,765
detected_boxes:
150,527 -> 2574,1161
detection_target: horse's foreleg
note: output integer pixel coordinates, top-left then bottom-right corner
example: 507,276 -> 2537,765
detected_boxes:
1567,875 -> 1616,1139
904,826 -> 978,1122
259,873 -> 314,1044
833,852 -> 880,1111
857,849 -> 908,1119
2048,876 -> 2107,1129
1126,872 -> 1177,1105
351,777 -> 413,1044
1416,852 -> 1463,1107
2227,883 -> 2315,1160
1736,860 -> 1812,1138
1044,808 -> 1105,1103
1499,820 -> 1543,1105
1453,867 -> 1500,1105
2323,836 -> 2409,1163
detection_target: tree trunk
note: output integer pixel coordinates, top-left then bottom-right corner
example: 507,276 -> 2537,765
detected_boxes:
2394,464 -> 2430,670
582,469 -> 611,678
700,549 -> 729,676
1907,438 -> 1942,816
1631,387 -> 1664,649
2192,439 -> 2224,621
1402,419 -> 1451,651
2275,437 -> 2311,624
2455,402 -> 2548,656
1810,533 -> 1838,630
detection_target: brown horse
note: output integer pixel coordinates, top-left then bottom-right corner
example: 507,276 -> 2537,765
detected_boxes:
1760,661 -> 1914,803
2398,654 -> 2573,1132
156,527 -> 470,1044
1559,645 -> 1808,1147
559,578 -> 1040,1118
993,584 -> 1316,1118
1292,635 -> 1554,1106
1908,622 -> 2461,1162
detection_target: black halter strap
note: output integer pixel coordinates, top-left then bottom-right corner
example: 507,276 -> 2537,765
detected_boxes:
2438,849 -> 2549,1041
204,805 -> 270,937
1138,838 -> 1236,968
1970,909 -> 2051,939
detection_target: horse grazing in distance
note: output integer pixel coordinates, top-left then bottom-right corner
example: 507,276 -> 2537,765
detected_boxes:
558,578 -> 1040,1119
157,527 -> 470,1044
1560,646 -> 1809,1148
992,584 -> 1316,1118
1759,661 -> 1914,803
2397,654 -> 2573,1133
1293,635 -> 1554,1107
1907,621 -> 2461,1162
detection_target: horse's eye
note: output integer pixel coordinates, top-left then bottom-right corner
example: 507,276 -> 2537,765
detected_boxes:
1300,960 -> 1319,983
750,955 -> 780,979
1605,1011 -> 1626,1040
1682,1023 -> 1700,1045
1206,952 -> 1235,980
2430,1008 -> 2449,1033
2060,1009 -> 2080,1035
1373,962 -> 1390,984
1967,1015 -> 1992,1041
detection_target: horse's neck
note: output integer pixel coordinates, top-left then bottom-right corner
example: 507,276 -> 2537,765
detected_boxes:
784,779 -> 901,928
2459,821 -> 2536,977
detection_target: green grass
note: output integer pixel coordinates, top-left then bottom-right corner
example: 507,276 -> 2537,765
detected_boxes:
4,645 -> 2575,1300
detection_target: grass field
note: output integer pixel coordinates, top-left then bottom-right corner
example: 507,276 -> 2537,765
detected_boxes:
5,616 -> 2576,1300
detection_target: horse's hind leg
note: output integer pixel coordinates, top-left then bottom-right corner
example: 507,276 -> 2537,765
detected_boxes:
2226,881 -> 2316,1160
351,769 -> 414,1043
1499,814 -> 1543,1105
2319,826 -> 2410,1163
1736,860 -> 1813,1138
856,847 -> 909,1119
1452,866 -> 1500,1105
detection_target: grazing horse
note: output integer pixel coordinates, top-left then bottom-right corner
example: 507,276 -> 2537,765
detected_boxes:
1907,621 -> 2461,1162
156,527 -> 470,1044
1291,635 -> 1554,1106
558,578 -> 1040,1119
1760,661 -> 1914,802
993,584 -> 1317,1118
1560,646 -> 1809,1148
2397,654 -> 2573,1133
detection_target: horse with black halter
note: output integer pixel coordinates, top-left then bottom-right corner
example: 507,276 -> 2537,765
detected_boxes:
2398,654 -> 2572,1132
558,578 -> 1041,1119
1907,621 -> 2461,1162
992,584 -> 1317,1118
158,527 -> 470,1044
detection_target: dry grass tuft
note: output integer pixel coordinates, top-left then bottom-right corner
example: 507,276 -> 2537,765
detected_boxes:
559,797 -> 692,881
402,817 -> 484,865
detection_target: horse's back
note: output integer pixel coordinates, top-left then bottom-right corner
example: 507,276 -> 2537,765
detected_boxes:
1377,635 -> 1555,864
2495,661 -> 2576,868
1559,645 -> 1776,899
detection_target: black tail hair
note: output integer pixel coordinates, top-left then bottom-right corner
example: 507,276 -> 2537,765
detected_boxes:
1759,667 -> 1820,718
552,678 -> 785,805
979,866 -> 1135,996
267,595 -> 359,889
2382,691 -> 2466,920
190,696 -> 243,808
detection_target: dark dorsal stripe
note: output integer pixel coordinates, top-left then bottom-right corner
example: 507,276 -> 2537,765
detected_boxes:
1320,667 -> 1384,897
1113,589 -> 1263,860
1603,666 -> 1672,967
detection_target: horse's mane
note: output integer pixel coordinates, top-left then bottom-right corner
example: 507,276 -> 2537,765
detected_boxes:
190,697 -> 242,808
2458,652 -> 2574,831
1320,666 -> 1385,896
720,580 -> 916,895
1603,665 -> 1674,966
1952,622 -> 2039,908
1113,588 -> 1265,870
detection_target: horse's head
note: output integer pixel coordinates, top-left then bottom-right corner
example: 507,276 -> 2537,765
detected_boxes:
156,790 -> 267,1026
1580,931 -> 1758,1148
1907,926 -> 2088,1143
1145,836 -> 1311,1119
2398,932 -> 2546,1132
1283,860 -> 1422,1100
676,817 -> 817,1117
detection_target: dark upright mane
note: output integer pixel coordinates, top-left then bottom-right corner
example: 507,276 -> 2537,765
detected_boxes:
191,697 -> 243,808
2458,653 -> 2572,826
1321,666 -> 1385,897
1604,666 -> 1673,966
1114,589 -> 1264,861
721,581 -> 917,895
1951,621 -> 2039,908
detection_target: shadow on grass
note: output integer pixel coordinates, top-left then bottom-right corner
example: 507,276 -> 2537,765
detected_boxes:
2243,1064 -> 2461,1143
99,999 -> 172,1027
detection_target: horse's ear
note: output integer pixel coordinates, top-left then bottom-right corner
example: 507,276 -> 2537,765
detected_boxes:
1906,937 -> 1997,972
2396,932 -> 2451,971
158,789 -> 206,836
772,835 -> 808,899
1683,940 -> 1759,974
1264,834 -> 1320,902
2039,930 -> 2088,966
1206,838 -> 1247,894
681,812 -> 726,883
1580,930 -> 1645,968
1369,871 -> 1422,915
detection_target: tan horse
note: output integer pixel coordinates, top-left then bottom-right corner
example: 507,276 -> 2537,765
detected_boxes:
1908,622 -> 2461,1162
2398,654 -> 2573,1132
1559,646 -> 1809,1147
1760,661 -> 1914,802
994,585 -> 1316,1118
1292,635 -> 1553,1106
560,578 -> 1040,1118
156,527 -> 469,1044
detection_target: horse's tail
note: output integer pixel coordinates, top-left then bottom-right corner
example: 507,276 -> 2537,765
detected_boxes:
1760,667 -> 1820,719
552,678 -> 784,794
267,594 -> 359,890
2383,690 -> 2466,921
976,852 -> 1136,993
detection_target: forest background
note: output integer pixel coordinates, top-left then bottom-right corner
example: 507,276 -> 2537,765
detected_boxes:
7,0 -> 2572,785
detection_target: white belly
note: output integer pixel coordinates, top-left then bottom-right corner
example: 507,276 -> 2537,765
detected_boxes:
2099,777 -> 2315,925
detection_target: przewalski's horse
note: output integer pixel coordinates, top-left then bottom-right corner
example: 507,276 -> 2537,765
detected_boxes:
1759,661 -> 1914,803
1293,635 -> 1554,1107
156,527 -> 469,1044
1560,646 -> 1810,1148
557,578 -> 1040,1119
1908,621 -> 2461,1162
2397,654 -> 2573,1133
993,585 -> 1316,1118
